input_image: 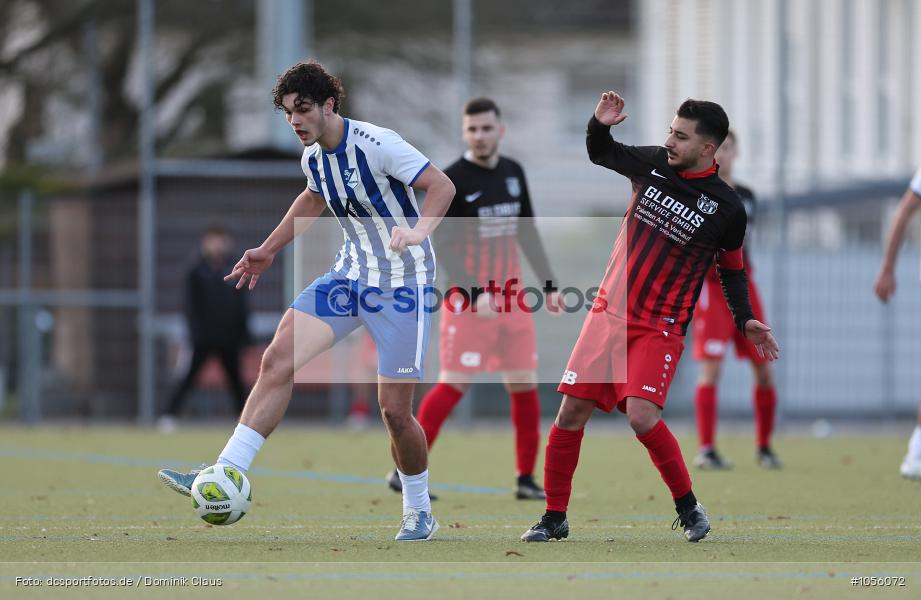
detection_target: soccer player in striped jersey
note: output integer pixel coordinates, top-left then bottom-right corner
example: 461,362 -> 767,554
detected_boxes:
874,165 -> 921,481
158,60 -> 455,541
690,131 -> 782,471
521,92 -> 779,544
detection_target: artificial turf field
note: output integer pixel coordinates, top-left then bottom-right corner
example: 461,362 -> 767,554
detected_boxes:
1,424 -> 919,599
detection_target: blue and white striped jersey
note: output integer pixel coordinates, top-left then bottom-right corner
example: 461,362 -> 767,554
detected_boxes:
301,118 -> 436,290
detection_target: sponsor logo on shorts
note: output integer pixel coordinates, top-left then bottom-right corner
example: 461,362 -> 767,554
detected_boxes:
397,367 -> 415,374
561,370 -> 578,385
460,352 -> 481,368
641,385 -> 657,393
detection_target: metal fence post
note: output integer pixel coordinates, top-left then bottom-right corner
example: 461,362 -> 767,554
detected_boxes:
17,189 -> 40,424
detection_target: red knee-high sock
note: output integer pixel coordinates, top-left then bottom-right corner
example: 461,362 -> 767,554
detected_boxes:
754,386 -> 777,448
544,425 -> 585,512
416,383 -> 464,449
694,384 -> 717,449
511,389 -> 541,477
636,420 -> 693,499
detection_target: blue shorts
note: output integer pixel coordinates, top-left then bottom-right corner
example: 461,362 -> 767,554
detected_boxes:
290,273 -> 432,379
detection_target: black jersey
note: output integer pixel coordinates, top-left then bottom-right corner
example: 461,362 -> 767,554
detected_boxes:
438,156 -> 554,289
586,116 -> 753,334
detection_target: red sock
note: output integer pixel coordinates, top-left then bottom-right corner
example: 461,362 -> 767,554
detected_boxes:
416,383 -> 464,448
694,384 -> 717,449
754,386 -> 777,448
511,389 -> 541,476
636,420 -> 692,499
544,425 -> 584,512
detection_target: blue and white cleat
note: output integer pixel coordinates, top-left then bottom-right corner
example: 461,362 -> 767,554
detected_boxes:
157,465 -> 205,497
394,509 -> 439,541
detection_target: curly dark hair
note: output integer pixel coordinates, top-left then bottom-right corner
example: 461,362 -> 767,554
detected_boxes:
272,60 -> 345,113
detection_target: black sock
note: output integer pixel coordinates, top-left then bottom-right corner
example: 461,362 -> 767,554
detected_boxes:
544,510 -> 566,522
517,474 -> 535,486
675,491 -> 698,514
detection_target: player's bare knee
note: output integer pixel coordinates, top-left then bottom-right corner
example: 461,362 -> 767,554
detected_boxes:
555,396 -> 593,430
258,344 -> 294,385
379,405 -> 412,434
625,398 -> 660,434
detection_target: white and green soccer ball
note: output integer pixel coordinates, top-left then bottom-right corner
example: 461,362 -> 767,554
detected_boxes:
190,465 -> 251,525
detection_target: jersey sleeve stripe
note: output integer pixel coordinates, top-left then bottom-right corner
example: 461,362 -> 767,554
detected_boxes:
408,161 -> 430,186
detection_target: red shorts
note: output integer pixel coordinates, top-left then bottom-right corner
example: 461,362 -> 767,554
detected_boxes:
439,305 -> 538,373
557,311 -> 685,413
692,275 -> 768,364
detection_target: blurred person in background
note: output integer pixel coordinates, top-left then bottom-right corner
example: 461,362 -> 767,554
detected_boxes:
386,97 -> 555,501
874,165 -> 921,481
690,131 -> 782,470
158,226 -> 250,433
157,60 -> 455,541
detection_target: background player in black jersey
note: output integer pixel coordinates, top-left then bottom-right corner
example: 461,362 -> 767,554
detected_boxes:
521,92 -> 779,544
386,97 -> 556,500
690,131 -> 782,470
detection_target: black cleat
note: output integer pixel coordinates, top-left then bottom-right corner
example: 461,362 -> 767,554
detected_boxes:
515,475 -> 546,500
692,448 -> 732,470
757,447 -> 783,469
672,502 -> 711,542
385,469 -> 438,501
520,513 -> 569,542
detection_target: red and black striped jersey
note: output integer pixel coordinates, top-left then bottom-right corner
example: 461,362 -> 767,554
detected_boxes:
437,156 -> 554,290
587,116 -> 749,335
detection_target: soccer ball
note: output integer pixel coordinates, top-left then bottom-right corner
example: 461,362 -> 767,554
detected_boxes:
190,465 -> 251,525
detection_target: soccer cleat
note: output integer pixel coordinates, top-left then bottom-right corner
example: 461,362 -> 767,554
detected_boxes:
672,502 -> 711,542
385,469 -> 438,501
157,464 -> 206,497
692,448 -> 732,470
515,475 -> 547,500
520,514 -> 570,542
394,509 -> 439,541
757,447 -> 783,469
899,455 -> 921,481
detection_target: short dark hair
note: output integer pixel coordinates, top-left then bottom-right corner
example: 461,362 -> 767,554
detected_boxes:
203,224 -> 229,238
463,96 -> 501,118
676,99 -> 729,146
272,60 -> 345,113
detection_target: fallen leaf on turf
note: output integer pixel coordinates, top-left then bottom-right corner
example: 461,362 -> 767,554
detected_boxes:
449,522 -> 467,529
370,499 -> 381,505
505,551 -> 523,557
647,495 -> 655,501
165,537 -> 176,541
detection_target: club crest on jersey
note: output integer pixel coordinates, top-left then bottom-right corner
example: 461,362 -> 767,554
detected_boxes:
697,194 -> 718,215
343,168 -> 359,189
506,177 -> 521,198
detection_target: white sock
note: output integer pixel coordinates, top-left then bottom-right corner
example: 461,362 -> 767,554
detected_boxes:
399,469 -> 431,513
908,426 -> 921,458
216,423 -> 265,473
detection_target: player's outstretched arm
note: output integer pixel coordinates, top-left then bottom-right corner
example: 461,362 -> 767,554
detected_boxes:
225,186 -> 327,290
874,188 -> 921,303
744,319 -> 780,361
390,164 -> 455,252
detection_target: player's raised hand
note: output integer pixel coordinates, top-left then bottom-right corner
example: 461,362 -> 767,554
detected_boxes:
389,226 -> 425,253
744,319 -> 780,361
224,246 -> 275,290
873,270 -> 895,303
594,91 -> 628,126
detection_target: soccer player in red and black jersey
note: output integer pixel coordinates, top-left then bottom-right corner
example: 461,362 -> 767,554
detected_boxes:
690,131 -> 783,471
386,97 -> 556,500
521,92 -> 779,543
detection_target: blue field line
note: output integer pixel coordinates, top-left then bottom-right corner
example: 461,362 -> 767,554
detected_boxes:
0,447 -> 506,495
